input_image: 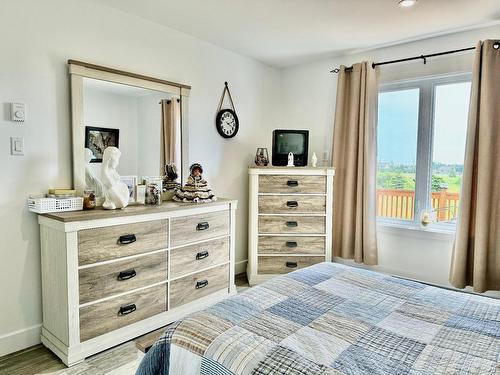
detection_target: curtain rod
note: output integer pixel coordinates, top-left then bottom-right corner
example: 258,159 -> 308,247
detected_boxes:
330,46 -> 476,73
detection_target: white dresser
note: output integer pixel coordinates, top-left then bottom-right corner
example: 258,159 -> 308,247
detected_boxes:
38,199 -> 237,366
247,167 -> 334,285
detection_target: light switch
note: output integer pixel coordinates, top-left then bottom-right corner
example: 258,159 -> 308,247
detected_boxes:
10,137 -> 24,155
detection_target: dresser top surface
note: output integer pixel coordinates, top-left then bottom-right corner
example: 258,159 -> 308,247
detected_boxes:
41,198 -> 237,222
248,166 -> 335,175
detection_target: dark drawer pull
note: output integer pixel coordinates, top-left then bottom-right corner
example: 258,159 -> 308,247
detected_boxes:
117,269 -> 136,281
286,241 -> 298,248
196,279 -> 209,289
286,221 -> 298,227
196,222 -> 210,231
287,180 -> 299,187
196,251 -> 209,260
118,234 -> 136,245
118,303 -> 137,316
286,261 -> 298,268
286,201 -> 298,208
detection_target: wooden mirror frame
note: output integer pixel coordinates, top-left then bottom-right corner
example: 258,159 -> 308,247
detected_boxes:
68,60 -> 191,195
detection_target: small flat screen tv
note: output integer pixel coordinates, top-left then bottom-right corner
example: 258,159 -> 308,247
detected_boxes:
272,130 -> 309,166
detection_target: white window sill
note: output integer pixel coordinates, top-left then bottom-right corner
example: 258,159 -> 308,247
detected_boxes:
377,221 -> 455,241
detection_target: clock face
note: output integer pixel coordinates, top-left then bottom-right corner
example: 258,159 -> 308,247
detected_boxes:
216,109 -> 239,138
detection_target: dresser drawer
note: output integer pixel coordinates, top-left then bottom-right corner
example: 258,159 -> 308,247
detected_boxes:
170,264 -> 229,308
79,251 -> 167,304
170,211 -> 229,247
259,195 -> 326,214
78,220 -> 168,265
79,284 -> 167,341
258,236 -> 325,255
170,237 -> 229,279
258,216 -> 325,234
259,175 -> 326,194
258,256 -> 325,274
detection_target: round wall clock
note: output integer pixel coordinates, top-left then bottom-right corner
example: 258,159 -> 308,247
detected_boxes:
216,82 -> 239,139
216,108 -> 239,138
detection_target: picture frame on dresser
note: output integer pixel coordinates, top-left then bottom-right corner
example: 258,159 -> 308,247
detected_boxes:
247,166 -> 335,285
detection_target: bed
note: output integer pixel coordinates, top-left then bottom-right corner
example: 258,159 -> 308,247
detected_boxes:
136,262 -> 500,375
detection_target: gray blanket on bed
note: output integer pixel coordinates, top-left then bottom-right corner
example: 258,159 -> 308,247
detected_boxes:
136,262 -> 500,374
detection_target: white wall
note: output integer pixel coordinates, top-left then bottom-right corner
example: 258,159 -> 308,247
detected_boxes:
0,0 -> 281,356
281,25 -> 500,298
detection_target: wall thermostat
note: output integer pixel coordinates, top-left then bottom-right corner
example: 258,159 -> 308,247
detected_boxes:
10,103 -> 26,122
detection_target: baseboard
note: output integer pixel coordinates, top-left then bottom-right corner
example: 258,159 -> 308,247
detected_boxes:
235,259 -> 248,275
0,324 -> 42,357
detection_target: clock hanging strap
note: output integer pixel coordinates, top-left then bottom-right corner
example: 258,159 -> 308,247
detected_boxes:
217,82 -> 236,112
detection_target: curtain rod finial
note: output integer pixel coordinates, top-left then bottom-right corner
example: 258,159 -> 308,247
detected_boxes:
224,81 -> 228,86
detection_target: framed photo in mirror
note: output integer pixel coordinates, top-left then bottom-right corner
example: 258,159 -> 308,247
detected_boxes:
85,126 -> 119,163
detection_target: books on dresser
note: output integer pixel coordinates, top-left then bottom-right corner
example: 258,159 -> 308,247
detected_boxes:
247,167 -> 334,285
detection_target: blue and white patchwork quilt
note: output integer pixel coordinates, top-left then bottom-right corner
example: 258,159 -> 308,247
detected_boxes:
136,262 -> 500,374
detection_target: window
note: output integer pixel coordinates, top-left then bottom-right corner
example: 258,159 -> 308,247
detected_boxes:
376,74 -> 471,230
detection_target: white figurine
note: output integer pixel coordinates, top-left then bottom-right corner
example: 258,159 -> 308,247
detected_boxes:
101,147 -> 129,210
84,148 -> 103,197
311,152 -> 318,167
287,152 -> 294,167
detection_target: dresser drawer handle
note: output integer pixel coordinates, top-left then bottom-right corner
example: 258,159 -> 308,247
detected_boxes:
286,201 -> 298,208
118,303 -> 137,316
196,251 -> 209,260
196,222 -> 210,231
286,221 -> 298,227
286,261 -> 298,268
117,269 -> 136,281
287,180 -> 299,187
118,234 -> 136,245
286,241 -> 298,248
196,279 -> 209,289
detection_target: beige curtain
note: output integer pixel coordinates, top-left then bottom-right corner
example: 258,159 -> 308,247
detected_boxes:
332,62 -> 378,265
160,98 -> 182,175
449,40 -> 500,293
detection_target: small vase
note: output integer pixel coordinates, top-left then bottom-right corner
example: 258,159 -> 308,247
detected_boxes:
255,148 -> 269,166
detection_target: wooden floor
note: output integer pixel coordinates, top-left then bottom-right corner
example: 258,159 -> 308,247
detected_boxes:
0,273 -> 250,375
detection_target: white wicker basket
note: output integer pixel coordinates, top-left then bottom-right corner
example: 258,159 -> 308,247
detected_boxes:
28,196 -> 84,214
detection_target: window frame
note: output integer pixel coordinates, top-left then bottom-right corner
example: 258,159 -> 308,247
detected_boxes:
377,73 -> 472,232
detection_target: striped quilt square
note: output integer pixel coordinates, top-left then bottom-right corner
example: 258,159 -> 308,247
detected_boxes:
307,262 -> 347,278
410,286 -> 470,312
431,326 -> 500,362
309,310 -> 372,344
204,326 -> 275,375
268,296 -> 326,326
252,345 -> 331,375
444,314 -> 499,337
170,312 -> 233,355
329,300 -> 393,325
336,269 -> 385,290
355,326 -> 426,367
412,345 -> 498,374
332,344 -> 412,375
294,287 -> 345,311
207,297 -> 260,324
395,301 -> 451,325
235,285 -> 288,309
372,278 -> 422,299
287,268 -> 332,286
314,278 -> 368,300
200,358 -> 235,375
376,312 -> 441,344
240,311 -> 302,342
457,299 -> 500,321
280,326 -> 351,367
261,276 -> 313,297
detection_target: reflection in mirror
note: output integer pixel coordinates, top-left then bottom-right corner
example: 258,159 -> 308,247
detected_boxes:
82,78 -> 182,201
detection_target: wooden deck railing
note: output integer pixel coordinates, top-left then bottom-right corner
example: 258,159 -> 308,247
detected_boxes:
376,189 -> 460,222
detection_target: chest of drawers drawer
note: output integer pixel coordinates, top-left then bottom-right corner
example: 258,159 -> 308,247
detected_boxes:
258,236 -> 325,255
170,210 -> 229,247
79,283 -> 167,342
259,175 -> 326,194
258,216 -> 325,234
78,220 -> 168,265
258,195 -> 326,214
78,251 -> 167,304
170,263 -> 229,308
258,256 -> 325,274
170,237 -> 229,279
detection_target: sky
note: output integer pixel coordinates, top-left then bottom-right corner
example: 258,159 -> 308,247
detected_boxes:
377,81 -> 470,166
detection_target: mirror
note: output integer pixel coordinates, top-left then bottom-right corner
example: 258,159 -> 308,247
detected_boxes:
69,61 -> 190,202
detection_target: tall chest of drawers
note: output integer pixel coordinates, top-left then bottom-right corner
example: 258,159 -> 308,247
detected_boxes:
38,199 -> 237,366
247,167 -> 334,285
